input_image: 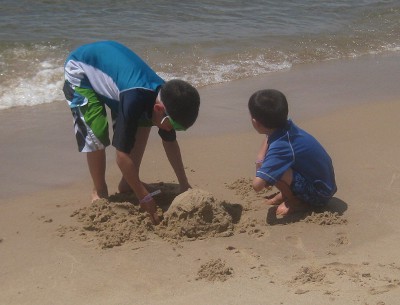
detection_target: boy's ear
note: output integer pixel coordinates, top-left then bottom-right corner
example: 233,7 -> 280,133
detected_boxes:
252,118 -> 261,127
153,102 -> 165,113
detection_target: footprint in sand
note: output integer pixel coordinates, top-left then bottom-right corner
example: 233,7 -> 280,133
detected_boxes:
330,232 -> 349,247
233,247 -> 261,264
369,283 -> 400,295
227,246 -> 270,277
285,235 -> 313,257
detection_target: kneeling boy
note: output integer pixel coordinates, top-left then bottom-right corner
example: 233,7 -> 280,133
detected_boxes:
248,89 -> 337,216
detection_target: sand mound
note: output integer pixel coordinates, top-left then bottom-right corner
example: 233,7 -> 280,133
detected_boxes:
196,258 -> 234,282
303,211 -> 347,225
291,266 -> 326,285
59,199 -> 154,248
57,186 -> 346,249
58,188 -> 239,248
156,189 -> 234,241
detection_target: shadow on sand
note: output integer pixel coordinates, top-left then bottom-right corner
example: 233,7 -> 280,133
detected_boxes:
265,197 -> 348,226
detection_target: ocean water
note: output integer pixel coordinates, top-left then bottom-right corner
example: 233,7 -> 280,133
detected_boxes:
1,0 -> 399,110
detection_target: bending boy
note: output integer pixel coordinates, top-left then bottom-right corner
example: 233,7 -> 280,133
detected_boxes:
63,41 -> 200,224
248,89 -> 336,216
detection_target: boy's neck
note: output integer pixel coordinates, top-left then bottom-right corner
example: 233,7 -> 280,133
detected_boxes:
265,128 -> 277,137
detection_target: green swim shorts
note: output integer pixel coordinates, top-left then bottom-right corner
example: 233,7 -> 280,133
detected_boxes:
63,82 -> 111,152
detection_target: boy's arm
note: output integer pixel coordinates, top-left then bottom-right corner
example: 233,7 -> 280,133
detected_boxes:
253,138 -> 270,191
162,139 -> 191,192
116,149 -> 160,224
255,138 -> 268,170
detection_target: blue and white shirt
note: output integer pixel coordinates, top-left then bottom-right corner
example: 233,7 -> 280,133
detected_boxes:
256,119 -> 337,198
64,41 -> 175,153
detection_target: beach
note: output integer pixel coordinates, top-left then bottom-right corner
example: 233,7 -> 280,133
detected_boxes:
1,53 -> 400,304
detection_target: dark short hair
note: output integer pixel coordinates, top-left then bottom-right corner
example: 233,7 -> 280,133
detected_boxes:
160,79 -> 200,129
248,89 -> 288,129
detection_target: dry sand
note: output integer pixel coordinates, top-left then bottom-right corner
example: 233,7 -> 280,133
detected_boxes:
1,55 -> 400,304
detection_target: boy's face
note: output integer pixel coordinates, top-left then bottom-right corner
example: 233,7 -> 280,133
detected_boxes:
160,114 -> 174,131
152,101 -> 174,131
160,115 -> 187,131
154,94 -> 187,131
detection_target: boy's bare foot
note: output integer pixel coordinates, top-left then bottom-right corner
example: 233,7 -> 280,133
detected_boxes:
276,199 -> 308,217
264,192 -> 284,205
92,187 -> 108,203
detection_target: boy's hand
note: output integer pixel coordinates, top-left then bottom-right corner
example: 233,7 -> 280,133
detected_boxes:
140,199 -> 160,225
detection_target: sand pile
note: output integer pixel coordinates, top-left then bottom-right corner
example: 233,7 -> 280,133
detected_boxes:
156,189 -> 235,241
58,184 -> 346,249
303,211 -> 347,225
196,258 -> 234,282
290,266 -> 326,285
59,188 -> 239,247
59,199 -> 155,248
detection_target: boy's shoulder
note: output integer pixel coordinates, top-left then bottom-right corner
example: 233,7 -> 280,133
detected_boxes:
270,120 -> 315,146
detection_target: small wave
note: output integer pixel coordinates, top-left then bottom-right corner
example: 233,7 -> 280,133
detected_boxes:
0,61 -> 64,110
158,55 -> 292,88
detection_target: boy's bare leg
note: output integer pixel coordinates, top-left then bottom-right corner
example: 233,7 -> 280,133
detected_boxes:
275,181 -> 306,216
87,149 -> 108,202
274,169 -> 308,216
264,192 -> 283,205
118,127 -> 151,193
